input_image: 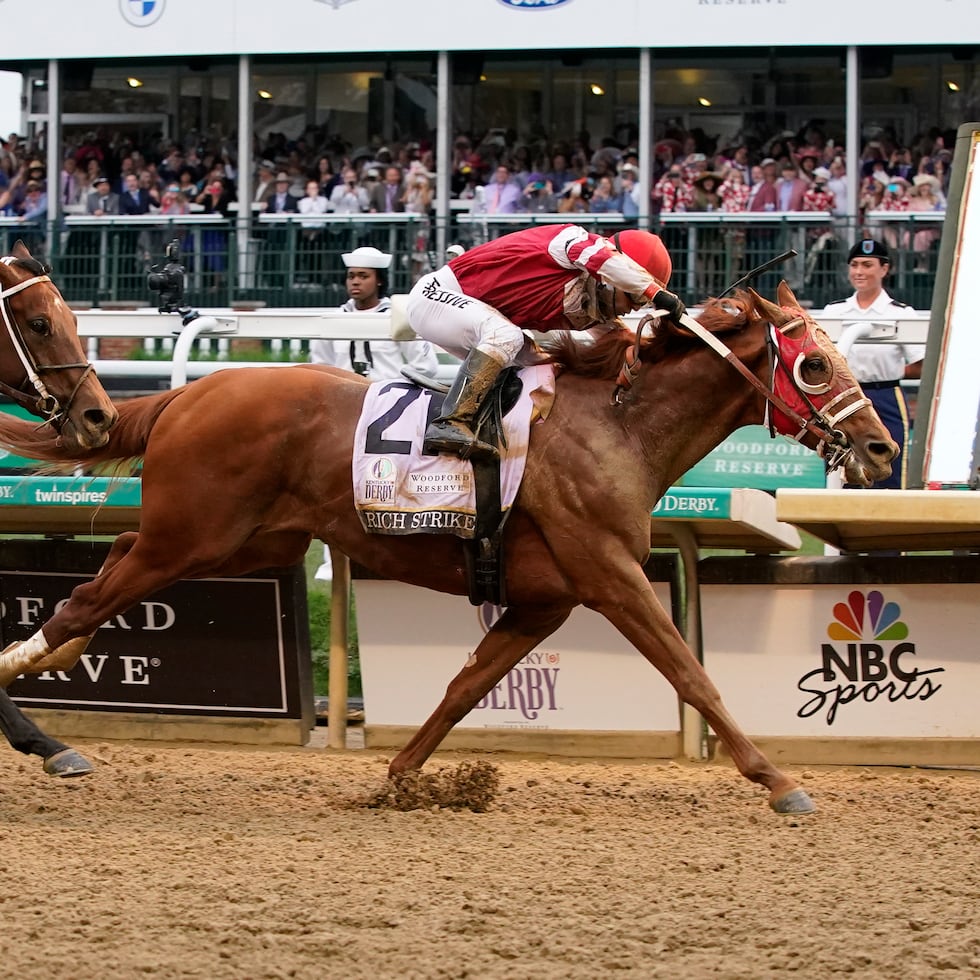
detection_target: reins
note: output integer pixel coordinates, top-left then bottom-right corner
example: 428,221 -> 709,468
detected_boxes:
0,258 -> 94,429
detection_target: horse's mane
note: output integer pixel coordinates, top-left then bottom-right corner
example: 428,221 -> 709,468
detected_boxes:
545,291 -> 758,381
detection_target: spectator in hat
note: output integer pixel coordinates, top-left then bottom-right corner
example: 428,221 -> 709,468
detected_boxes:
904,174 -> 944,269
310,245 -> 438,383
691,170 -> 725,295
822,239 -> 922,489
266,172 -> 300,214
86,175 -> 120,215
253,160 -> 277,207
309,244 -> 439,579
802,167 -> 837,213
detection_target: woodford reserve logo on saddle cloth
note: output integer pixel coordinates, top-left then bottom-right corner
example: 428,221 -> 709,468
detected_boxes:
351,365 -> 555,537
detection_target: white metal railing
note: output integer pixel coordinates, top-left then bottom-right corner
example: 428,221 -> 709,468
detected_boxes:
72,304 -> 932,392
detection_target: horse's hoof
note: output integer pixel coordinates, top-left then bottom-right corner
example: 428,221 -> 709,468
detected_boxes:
42,748 -> 95,778
770,787 -> 816,814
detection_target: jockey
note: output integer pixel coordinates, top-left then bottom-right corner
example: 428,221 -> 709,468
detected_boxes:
407,224 -> 684,461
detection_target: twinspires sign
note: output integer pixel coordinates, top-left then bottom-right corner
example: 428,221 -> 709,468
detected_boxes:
2,540 -> 313,727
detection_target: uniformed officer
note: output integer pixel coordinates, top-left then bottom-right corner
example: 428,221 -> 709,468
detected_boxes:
823,239 -> 923,489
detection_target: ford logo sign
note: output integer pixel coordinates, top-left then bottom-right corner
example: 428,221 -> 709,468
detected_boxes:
498,0 -> 572,9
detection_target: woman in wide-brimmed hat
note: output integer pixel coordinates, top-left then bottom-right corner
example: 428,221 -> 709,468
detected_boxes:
690,170 -> 725,295
904,173 -> 945,270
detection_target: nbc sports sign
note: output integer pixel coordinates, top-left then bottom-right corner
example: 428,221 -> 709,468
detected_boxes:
700,563 -> 980,743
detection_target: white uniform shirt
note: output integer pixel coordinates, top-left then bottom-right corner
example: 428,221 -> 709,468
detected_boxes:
309,297 -> 439,382
822,288 -> 924,383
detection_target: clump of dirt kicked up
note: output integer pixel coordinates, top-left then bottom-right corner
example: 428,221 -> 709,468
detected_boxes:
366,760 -> 501,812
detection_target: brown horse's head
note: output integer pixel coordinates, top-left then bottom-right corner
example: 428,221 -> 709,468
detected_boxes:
746,281 -> 898,486
0,241 -> 117,449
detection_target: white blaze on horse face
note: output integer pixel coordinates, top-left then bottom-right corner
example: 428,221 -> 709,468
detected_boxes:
0,629 -> 50,687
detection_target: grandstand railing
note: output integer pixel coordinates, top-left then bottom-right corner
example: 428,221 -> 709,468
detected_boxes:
0,211 -> 945,313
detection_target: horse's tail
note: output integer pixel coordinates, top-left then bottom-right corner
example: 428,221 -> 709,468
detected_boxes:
0,388 -> 184,473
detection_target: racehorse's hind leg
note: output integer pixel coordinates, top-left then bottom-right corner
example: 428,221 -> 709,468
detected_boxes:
0,689 -> 93,776
588,564 -> 814,815
388,603 -> 574,777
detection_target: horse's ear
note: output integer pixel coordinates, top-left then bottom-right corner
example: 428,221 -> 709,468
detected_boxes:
749,287 -> 795,328
776,280 -> 800,309
12,240 -> 31,260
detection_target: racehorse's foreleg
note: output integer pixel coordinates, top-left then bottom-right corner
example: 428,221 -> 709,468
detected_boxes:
588,565 -> 814,815
388,603 -> 574,777
0,690 -> 93,777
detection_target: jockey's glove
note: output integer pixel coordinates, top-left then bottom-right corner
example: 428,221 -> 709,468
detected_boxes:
652,288 -> 686,322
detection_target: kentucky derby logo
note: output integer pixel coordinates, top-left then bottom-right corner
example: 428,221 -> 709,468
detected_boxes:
473,602 -> 560,723
797,590 -> 944,725
364,457 -> 396,503
120,0 -> 166,26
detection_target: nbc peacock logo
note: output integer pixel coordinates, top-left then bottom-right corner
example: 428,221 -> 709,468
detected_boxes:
797,590 -> 944,725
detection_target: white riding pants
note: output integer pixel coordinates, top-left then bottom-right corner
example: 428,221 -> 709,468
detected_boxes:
407,265 -> 525,366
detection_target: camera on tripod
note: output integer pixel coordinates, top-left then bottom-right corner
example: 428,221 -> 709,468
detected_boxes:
147,239 -> 186,313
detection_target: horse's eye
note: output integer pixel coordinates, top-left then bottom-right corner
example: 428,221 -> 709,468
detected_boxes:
803,354 -> 831,379
28,317 -> 50,336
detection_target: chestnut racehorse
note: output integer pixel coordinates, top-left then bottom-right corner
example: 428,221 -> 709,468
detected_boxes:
0,241 -> 118,776
0,283 -> 897,811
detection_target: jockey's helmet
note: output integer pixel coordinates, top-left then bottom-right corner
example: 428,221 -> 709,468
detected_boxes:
614,230 -> 672,286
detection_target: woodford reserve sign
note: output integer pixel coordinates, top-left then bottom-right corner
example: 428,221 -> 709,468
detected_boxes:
1,538 -> 313,744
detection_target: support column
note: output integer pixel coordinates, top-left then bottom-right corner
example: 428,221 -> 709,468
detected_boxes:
639,49 -> 653,231
435,51 -> 451,261
237,54 -> 253,293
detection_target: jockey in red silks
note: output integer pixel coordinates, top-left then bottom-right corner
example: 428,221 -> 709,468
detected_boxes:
407,224 -> 684,461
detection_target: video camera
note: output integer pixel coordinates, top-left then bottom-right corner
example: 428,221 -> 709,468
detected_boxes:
147,239 -> 186,313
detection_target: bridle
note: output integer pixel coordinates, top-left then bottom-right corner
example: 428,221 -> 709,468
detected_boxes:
0,257 -> 95,430
612,306 -> 872,473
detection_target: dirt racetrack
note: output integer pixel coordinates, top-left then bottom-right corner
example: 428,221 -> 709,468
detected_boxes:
1,740 -> 978,980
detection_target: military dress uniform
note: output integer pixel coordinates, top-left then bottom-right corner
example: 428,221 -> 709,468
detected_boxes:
823,288 -> 923,489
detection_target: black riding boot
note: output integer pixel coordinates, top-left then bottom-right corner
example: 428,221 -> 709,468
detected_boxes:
423,349 -> 504,461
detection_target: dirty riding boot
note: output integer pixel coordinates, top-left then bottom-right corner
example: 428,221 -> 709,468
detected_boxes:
423,349 -> 504,461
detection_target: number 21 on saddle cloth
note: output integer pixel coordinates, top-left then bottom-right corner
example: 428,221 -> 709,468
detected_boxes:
351,364 -> 556,538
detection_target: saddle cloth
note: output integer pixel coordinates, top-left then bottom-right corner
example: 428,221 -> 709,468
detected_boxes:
352,364 -> 556,537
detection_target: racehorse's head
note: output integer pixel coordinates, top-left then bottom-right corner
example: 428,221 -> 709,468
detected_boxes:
749,281 -> 898,486
0,241 -> 117,449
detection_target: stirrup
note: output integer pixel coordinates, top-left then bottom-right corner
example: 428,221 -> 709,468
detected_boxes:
423,422 -> 499,461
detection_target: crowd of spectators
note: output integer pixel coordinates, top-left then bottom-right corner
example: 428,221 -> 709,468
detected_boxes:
0,120 -> 956,275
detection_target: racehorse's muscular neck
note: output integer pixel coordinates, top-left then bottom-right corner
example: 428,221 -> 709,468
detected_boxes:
625,335 -> 767,502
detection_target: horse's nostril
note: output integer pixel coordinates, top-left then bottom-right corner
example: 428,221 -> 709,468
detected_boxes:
84,408 -> 116,431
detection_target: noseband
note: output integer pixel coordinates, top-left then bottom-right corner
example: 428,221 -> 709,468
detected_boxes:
0,259 -> 94,430
612,308 -> 871,473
